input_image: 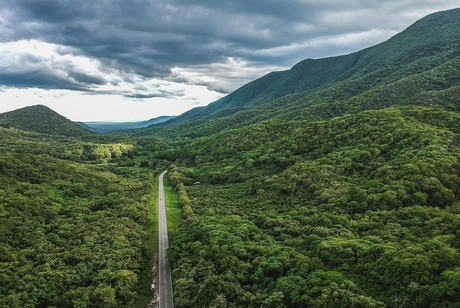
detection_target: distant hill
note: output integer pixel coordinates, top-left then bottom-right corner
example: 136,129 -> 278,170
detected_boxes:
0,105 -> 93,136
78,116 -> 175,133
142,8 -> 460,137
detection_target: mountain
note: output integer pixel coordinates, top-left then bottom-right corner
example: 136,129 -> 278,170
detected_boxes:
77,116 -> 175,133
142,8 -> 460,137
0,105 -> 93,136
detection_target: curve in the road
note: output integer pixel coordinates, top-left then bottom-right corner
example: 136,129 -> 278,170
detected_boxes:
158,170 -> 174,308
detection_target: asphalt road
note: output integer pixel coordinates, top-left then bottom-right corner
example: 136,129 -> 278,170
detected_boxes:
158,170 -> 174,308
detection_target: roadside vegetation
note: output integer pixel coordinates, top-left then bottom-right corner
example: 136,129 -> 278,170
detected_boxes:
0,125 -> 166,307
132,176 -> 160,308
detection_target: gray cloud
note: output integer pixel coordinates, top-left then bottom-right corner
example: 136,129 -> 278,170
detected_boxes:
0,0 -> 459,94
125,90 -> 185,100
68,71 -> 106,86
0,40 -> 109,91
0,71 -> 86,90
125,84 -> 185,99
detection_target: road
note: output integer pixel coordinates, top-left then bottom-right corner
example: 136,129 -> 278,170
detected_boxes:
158,170 -> 174,308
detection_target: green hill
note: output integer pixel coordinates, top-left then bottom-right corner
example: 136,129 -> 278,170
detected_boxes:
0,105 -> 93,137
142,8 -> 460,137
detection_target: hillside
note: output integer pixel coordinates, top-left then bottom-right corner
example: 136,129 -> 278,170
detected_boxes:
165,104 -> 460,307
140,8 -> 460,137
0,105 -> 93,137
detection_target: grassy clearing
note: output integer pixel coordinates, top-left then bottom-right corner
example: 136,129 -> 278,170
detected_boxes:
164,176 -> 181,232
132,173 -> 158,307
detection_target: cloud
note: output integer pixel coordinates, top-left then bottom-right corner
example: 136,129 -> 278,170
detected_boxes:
0,40 -> 108,90
4,1 -> 459,72
125,89 -> 185,100
0,39 -> 188,99
249,28 -> 399,61
0,0 -> 459,120
171,57 -> 286,93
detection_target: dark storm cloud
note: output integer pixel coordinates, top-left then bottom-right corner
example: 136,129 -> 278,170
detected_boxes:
68,71 -> 106,86
0,71 -> 89,91
0,0 -> 459,93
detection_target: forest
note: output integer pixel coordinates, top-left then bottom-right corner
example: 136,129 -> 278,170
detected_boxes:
165,106 -> 460,307
0,124 -> 167,307
2,104 -> 459,307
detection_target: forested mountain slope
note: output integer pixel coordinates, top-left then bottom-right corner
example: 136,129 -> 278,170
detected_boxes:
140,8 -> 460,137
0,105 -> 92,137
166,105 -> 460,307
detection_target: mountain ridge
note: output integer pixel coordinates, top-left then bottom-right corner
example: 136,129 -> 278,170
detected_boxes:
140,7 -> 460,137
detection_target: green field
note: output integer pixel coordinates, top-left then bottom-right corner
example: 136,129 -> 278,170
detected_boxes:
164,175 -> 182,232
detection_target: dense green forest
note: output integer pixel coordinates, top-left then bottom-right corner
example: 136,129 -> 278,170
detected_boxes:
0,122 -> 168,307
1,7 -> 460,308
166,106 -> 460,307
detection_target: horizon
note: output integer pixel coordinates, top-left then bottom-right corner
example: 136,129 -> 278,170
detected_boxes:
0,1 -> 459,121
82,115 -> 176,124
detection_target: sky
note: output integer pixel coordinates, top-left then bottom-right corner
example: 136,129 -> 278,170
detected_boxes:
0,1 -> 459,121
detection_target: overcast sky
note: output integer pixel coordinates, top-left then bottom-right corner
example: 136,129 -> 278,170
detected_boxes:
0,1 -> 458,121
